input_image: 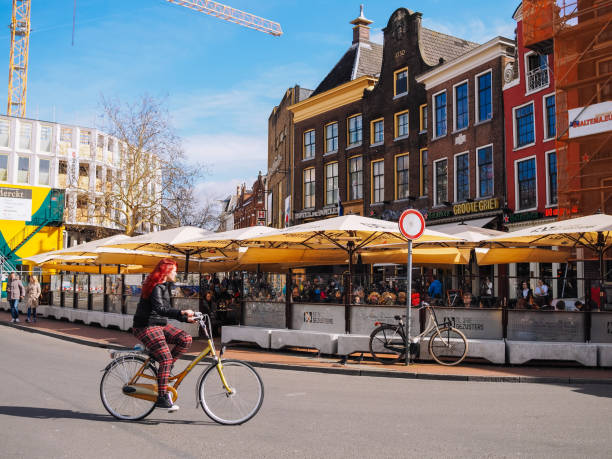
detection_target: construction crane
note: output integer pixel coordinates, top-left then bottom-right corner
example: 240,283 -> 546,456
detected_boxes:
6,0 -> 282,118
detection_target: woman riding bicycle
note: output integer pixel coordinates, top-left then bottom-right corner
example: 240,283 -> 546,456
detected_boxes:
132,258 -> 195,412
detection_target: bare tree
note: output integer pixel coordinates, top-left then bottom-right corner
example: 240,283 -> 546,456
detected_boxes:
83,95 -> 212,235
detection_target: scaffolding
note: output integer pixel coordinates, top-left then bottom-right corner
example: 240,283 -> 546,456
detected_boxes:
523,0 -> 612,218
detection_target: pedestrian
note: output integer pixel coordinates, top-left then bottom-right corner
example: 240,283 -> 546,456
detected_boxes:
6,272 -> 25,323
25,275 -> 42,323
132,258 -> 195,412
428,276 -> 442,299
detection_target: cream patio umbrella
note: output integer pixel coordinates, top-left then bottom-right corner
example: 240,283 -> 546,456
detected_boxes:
485,213 -> 612,289
174,226 -> 279,254
105,226 -> 214,275
474,247 -> 572,265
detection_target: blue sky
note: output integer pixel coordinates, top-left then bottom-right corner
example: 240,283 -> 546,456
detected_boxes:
0,0 -> 519,202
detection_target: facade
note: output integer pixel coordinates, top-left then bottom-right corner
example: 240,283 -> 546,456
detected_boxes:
268,85 -> 312,228
289,8 -> 479,224
217,191 -> 239,232
0,115 -> 159,250
233,173 -> 267,229
416,36 -> 514,227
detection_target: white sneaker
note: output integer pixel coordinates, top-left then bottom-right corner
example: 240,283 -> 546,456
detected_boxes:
11,318 -> 15,323
15,318 -> 19,323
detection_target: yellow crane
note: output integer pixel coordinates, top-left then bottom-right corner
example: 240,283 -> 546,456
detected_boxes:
7,0 -> 282,118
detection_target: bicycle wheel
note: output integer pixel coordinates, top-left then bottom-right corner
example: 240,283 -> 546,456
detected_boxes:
199,359 -> 264,425
428,327 -> 468,366
100,354 -> 157,421
369,324 -> 406,365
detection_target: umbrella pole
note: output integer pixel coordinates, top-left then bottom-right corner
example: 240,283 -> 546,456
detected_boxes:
598,232 -> 606,308
185,251 -> 190,282
346,242 -> 354,334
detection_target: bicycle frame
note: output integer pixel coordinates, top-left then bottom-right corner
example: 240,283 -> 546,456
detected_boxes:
121,315 -> 232,403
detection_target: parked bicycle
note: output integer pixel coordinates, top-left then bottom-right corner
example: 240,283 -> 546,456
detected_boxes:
368,302 -> 468,366
99,312 -> 264,424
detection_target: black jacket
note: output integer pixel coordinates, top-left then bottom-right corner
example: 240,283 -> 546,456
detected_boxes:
133,282 -> 185,328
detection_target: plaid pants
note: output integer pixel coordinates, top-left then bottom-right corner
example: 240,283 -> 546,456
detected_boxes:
132,324 -> 192,396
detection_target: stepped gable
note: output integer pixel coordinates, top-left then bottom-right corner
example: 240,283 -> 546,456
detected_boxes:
419,27 -> 480,66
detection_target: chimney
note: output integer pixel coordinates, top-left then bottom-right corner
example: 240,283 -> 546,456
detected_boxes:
350,4 -> 373,44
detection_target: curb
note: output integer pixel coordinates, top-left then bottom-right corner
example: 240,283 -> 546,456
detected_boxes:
3,321 -> 612,385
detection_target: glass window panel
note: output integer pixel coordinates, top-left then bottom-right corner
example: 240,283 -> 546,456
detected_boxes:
304,168 -> 315,208
516,104 -> 535,147
435,92 -> 447,137
456,153 -> 469,202
548,152 -> 557,205
435,159 -> 448,205
349,156 -> 363,200
395,69 -> 408,95
325,123 -> 338,153
17,156 -> 29,183
0,120 -> 10,147
38,159 -> 50,185
477,146 -> 493,197
478,73 -> 492,122
348,115 -> 362,145
373,120 -> 384,144
19,123 -> 32,150
373,161 -> 384,203
304,130 -> 315,159
421,149 -> 428,196
396,155 -> 409,199
60,127 -> 72,143
325,162 -> 339,205
40,125 -> 52,152
397,113 -> 409,137
455,83 -> 468,130
545,95 -> 556,139
0,154 -> 7,181
518,158 -> 537,209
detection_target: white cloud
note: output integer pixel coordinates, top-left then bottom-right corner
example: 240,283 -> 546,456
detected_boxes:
422,17 -> 515,44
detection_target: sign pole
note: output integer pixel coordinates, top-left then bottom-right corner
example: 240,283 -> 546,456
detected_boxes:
405,238 -> 413,366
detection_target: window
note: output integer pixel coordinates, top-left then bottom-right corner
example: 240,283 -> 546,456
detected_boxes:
17,156 -> 29,183
0,120 -> 9,147
0,154 -> 7,181
371,118 -> 384,144
349,156 -> 363,200
420,149 -> 428,196
303,130 -> 315,159
514,103 -> 535,148
544,94 -> 556,140
38,158 -> 50,185
325,122 -> 338,153
394,67 -> 408,96
347,114 -> 362,145
107,138 -> 114,151
597,59 -> 611,102
526,52 -> 549,92
434,91 -> 447,138
547,151 -> 557,205
60,127 -> 72,143
396,154 -> 409,200
303,168 -> 315,208
19,122 -> 32,150
40,125 -> 52,152
372,160 -> 384,203
517,157 -> 537,210
419,104 -> 428,132
477,71 -> 492,122
455,152 -> 469,202
325,162 -> 339,205
80,130 -> 91,145
477,145 -> 493,197
434,159 -> 448,206
395,111 -> 409,138
454,82 -> 468,131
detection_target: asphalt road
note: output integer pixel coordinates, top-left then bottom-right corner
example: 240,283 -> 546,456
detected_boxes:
2,326 -> 612,458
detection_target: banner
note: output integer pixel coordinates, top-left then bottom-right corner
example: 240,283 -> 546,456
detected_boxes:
0,187 -> 32,220
569,101 -> 612,138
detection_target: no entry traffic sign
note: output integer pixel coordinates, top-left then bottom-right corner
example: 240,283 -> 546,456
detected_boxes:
398,209 -> 425,240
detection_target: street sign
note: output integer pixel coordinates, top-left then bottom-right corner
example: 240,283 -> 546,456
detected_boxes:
398,209 -> 426,366
398,209 -> 425,240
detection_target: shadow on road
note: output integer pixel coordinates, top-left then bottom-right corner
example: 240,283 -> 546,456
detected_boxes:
0,405 -> 219,426
568,385 -> 612,399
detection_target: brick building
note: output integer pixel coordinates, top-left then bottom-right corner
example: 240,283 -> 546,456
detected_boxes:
233,172 -> 267,229
289,7 -> 478,223
268,85 -> 312,228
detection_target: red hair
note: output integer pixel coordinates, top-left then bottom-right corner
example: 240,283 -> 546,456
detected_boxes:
141,258 -> 178,299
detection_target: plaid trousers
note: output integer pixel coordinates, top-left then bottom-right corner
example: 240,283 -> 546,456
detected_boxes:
132,324 -> 192,395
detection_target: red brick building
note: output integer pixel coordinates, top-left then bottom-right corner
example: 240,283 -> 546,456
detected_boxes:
233,172 -> 267,229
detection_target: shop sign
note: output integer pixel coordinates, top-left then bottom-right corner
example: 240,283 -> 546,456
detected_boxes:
569,101 -> 612,138
453,198 -> 499,216
426,209 -> 452,220
0,187 -> 32,221
506,211 -> 542,223
294,206 -> 338,220
544,206 -> 579,217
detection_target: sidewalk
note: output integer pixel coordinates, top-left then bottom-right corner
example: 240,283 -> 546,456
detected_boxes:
2,309 -> 612,384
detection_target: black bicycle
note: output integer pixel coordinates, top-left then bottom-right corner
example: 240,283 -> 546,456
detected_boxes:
368,302 -> 468,366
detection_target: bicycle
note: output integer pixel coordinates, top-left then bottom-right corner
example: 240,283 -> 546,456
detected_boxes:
368,302 -> 468,366
99,312 -> 264,425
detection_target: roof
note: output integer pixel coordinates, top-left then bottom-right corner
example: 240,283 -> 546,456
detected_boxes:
311,41 -> 383,96
419,27 -> 480,67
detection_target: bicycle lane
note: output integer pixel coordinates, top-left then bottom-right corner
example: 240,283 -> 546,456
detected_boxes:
2,309 -> 612,384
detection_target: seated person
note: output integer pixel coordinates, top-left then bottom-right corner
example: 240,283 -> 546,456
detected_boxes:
533,280 -> 549,307
462,292 -> 474,308
428,277 -> 443,299
518,281 -> 533,303
555,300 -> 566,311
564,300 -> 582,312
